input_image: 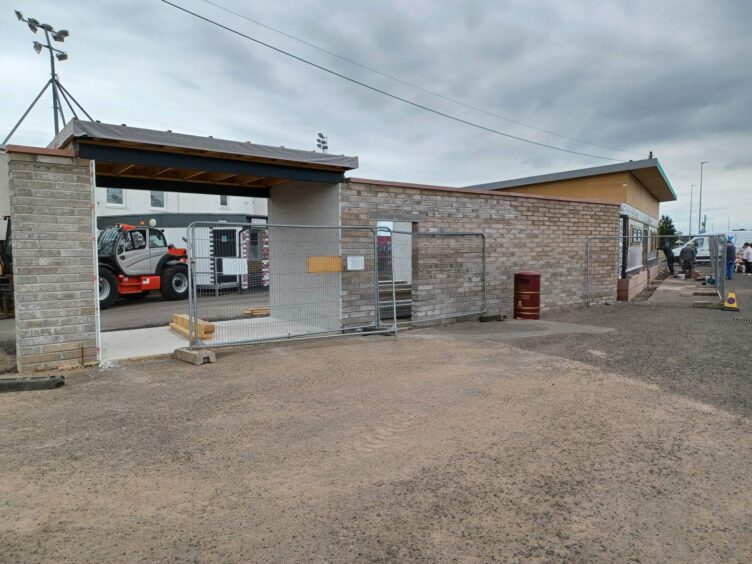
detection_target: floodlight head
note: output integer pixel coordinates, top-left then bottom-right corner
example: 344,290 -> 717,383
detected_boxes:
33,41 -> 43,54
317,132 -> 324,139
56,52 -> 68,61
27,17 -> 39,32
15,10 -> 23,20
53,29 -> 69,41
40,23 -> 53,32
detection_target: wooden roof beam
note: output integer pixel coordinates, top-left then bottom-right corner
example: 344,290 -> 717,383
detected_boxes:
112,163 -> 136,175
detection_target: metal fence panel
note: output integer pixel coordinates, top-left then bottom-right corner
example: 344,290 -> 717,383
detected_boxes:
187,222 -> 397,348
708,234 -> 726,300
585,233 -> 727,306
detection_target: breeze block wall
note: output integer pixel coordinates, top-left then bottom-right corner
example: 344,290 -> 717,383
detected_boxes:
7,147 -> 98,372
341,180 -> 621,321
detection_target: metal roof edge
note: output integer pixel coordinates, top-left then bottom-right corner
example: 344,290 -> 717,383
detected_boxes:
464,159 -> 660,191
52,119 -> 359,170
465,158 -> 676,202
655,159 -> 677,200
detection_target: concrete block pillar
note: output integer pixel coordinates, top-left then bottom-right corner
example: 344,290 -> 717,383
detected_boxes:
7,147 -> 98,372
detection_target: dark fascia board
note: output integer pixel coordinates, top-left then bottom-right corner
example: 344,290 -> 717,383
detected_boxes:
82,143 -> 346,185
53,119 -> 358,170
97,175 -> 269,198
465,158 -> 677,202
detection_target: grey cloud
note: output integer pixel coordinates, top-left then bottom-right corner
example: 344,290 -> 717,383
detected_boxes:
2,0 -> 750,226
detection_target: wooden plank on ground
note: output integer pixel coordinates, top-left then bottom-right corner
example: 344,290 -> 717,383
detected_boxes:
170,314 -> 215,339
244,307 -> 270,318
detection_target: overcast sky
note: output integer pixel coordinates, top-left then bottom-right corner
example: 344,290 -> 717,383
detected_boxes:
2,0 -> 750,232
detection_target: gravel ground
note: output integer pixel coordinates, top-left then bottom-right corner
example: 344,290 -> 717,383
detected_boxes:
2,287 -> 752,562
510,273 -> 752,418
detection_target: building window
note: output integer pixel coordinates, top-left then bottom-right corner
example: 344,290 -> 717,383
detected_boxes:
219,195 -> 229,207
150,190 -> 165,208
630,225 -> 643,246
106,188 -> 124,206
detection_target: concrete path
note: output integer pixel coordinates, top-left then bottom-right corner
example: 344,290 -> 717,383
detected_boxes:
100,326 -> 186,361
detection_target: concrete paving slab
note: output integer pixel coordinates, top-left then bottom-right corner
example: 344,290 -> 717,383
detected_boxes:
100,326 -> 187,361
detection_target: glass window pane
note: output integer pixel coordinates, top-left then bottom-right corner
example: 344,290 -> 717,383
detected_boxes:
151,191 -> 165,208
106,188 -> 123,205
149,230 -> 167,248
220,195 -> 228,207
131,230 -> 146,250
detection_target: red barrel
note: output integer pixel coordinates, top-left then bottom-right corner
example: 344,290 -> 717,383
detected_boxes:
514,272 -> 541,320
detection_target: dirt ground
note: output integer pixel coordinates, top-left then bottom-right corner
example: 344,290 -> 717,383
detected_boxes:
2,281 -> 752,562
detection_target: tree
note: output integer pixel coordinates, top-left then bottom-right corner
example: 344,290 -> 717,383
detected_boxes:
659,215 -> 678,247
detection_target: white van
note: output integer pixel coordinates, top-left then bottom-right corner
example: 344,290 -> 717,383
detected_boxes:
672,236 -> 711,263
672,231 -> 752,263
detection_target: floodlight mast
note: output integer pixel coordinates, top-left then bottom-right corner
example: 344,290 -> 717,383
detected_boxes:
2,10 -> 92,146
316,132 -> 328,153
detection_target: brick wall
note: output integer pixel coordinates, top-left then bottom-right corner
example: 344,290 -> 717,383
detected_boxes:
8,150 -> 98,372
341,181 -> 621,321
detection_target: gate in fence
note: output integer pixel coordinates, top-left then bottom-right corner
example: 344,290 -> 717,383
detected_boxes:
186,222 -> 486,348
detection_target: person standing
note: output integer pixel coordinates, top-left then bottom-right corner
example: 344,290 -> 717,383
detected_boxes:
726,238 -> 737,280
662,243 -> 675,276
679,242 -> 696,279
743,242 -> 752,275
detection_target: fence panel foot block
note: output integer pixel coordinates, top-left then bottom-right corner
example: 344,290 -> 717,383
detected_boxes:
173,348 -> 216,366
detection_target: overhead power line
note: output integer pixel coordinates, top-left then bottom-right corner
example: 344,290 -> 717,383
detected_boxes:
196,0 -> 645,158
161,0 -> 622,162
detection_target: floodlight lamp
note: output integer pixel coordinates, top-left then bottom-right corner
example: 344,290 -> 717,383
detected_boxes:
317,133 -> 324,138
15,10 -> 23,20
33,41 -> 43,54
27,17 -> 39,32
40,23 -> 53,32
53,29 -> 69,41
56,52 -> 68,61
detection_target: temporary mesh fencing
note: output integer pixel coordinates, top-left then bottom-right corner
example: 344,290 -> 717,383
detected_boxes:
186,222 -> 486,348
585,233 -> 728,306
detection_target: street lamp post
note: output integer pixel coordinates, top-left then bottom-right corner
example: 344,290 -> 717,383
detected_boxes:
698,161 -> 709,234
689,184 -> 695,235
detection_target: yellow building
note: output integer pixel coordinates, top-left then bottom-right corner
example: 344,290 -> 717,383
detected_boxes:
467,158 -> 677,300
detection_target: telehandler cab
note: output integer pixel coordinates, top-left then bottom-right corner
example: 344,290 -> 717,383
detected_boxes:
97,224 -> 188,309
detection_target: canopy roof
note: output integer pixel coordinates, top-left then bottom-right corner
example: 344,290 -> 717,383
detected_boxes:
51,120 -> 358,197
